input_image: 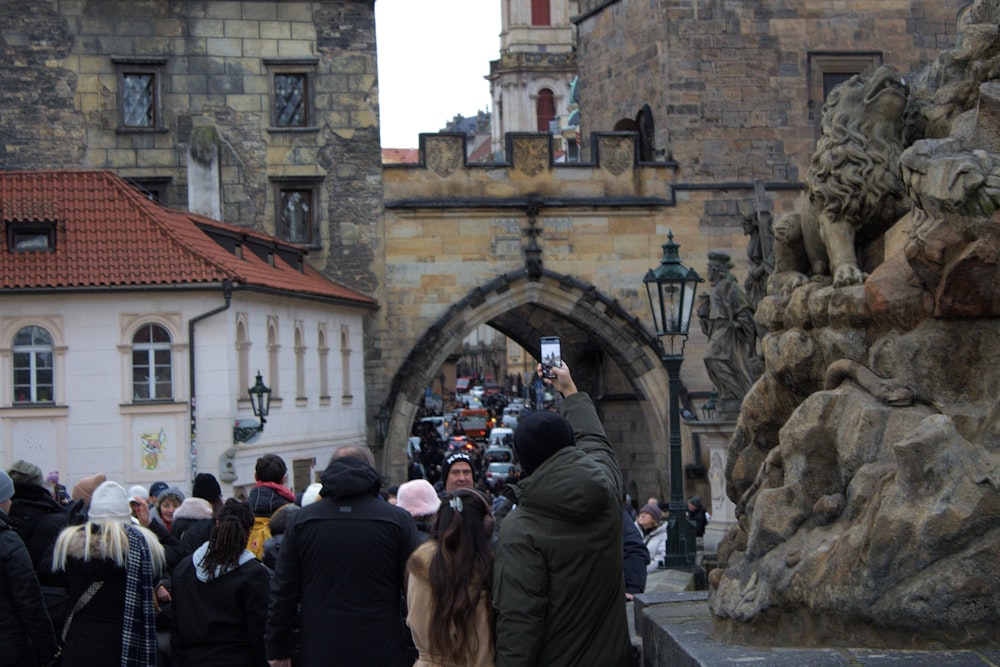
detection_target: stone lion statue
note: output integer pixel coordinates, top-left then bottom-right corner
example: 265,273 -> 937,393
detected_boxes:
771,65 -> 912,291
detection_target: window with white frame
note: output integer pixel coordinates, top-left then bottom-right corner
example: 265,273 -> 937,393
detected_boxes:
12,326 -> 54,404
132,323 -> 173,401
267,318 -> 280,400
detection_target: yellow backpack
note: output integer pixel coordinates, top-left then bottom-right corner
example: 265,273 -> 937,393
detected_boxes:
246,516 -> 272,559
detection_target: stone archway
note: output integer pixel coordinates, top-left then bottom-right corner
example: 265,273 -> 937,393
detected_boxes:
378,267 -> 673,494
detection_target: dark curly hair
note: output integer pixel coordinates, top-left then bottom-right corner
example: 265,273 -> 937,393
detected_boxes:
198,498 -> 254,579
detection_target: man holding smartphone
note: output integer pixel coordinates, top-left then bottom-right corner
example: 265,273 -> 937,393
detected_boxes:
492,359 -> 632,667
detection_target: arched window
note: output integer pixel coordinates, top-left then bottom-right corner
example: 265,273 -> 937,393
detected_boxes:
13,326 -> 54,403
340,325 -> 352,400
294,322 -> 306,401
132,323 -> 172,400
531,0 -> 551,26
267,319 -> 280,399
536,88 -> 555,132
318,325 -> 330,401
236,319 -> 249,398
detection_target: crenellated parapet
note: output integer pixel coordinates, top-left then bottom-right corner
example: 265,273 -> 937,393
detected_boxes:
383,131 -> 677,205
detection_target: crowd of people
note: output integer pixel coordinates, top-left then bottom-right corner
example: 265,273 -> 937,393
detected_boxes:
0,358 -> 706,667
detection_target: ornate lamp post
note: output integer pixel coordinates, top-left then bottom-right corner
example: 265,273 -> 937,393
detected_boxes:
234,371 -> 272,443
643,231 -> 703,567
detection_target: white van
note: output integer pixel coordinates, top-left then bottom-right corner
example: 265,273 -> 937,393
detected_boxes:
420,416 -> 447,440
489,426 -> 514,448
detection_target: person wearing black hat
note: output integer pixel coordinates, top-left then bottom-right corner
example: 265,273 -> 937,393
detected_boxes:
0,469 -> 60,667
493,360 -> 632,667
687,495 -> 709,537
6,459 -> 71,628
440,451 -> 475,494
170,473 -> 223,555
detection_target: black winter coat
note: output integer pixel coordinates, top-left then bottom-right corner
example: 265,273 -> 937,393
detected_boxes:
266,457 -> 420,667
171,548 -> 270,666
0,512 -> 58,667
8,484 -> 68,583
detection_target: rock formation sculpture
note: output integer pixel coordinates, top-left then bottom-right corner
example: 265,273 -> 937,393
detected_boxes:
710,13 -> 1000,649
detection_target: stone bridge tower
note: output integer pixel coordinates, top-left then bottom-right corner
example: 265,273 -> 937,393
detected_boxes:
376,130 -> 738,499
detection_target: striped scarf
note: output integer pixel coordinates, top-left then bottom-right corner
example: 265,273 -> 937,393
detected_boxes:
120,524 -> 158,667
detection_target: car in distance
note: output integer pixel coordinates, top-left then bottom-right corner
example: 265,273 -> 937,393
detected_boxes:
485,462 -> 518,491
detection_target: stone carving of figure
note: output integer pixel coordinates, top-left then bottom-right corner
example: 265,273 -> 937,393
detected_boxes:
697,251 -> 760,414
742,209 -> 774,310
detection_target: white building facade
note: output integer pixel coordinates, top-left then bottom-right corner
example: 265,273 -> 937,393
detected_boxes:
0,170 -> 375,498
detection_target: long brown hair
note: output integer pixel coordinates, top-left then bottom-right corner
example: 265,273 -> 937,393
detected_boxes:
198,498 -> 253,579
427,489 -> 495,663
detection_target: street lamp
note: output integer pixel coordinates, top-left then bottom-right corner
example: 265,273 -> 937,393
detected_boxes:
643,231 -> 703,568
234,371 -> 272,443
374,404 -> 390,452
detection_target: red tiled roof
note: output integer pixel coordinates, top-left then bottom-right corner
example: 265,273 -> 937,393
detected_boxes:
0,170 -> 376,306
381,148 -> 420,164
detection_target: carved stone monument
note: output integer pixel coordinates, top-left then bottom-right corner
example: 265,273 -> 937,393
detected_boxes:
697,251 -> 761,417
710,11 -> 1000,649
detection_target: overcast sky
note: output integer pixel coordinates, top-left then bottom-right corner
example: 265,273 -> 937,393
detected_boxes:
375,0 -> 502,148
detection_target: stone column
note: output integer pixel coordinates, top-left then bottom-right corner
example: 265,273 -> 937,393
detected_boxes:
685,420 -> 738,555
705,435 -> 737,554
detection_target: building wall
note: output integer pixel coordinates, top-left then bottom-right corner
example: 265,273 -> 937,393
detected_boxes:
574,0 -> 965,183
0,290 -> 367,496
0,0 -> 382,295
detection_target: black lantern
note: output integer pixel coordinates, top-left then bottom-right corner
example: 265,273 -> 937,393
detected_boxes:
644,231 -> 703,569
234,371 -> 271,443
643,230 -> 703,356
374,404 -> 390,451
248,371 -> 272,425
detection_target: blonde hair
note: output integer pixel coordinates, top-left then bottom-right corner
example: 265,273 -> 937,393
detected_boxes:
52,521 -> 165,574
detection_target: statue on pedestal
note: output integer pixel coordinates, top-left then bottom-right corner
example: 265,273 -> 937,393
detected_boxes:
697,251 -> 760,416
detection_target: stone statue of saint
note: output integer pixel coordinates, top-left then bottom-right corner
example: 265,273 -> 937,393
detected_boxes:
697,251 -> 760,415
742,209 -> 774,309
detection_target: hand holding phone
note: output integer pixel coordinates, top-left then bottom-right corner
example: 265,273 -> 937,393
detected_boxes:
540,336 -> 561,379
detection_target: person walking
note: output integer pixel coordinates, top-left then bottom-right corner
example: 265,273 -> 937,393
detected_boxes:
171,473 -> 223,554
492,361 -> 632,667
171,498 -> 270,666
52,480 -> 165,666
406,488 -> 495,667
246,454 -> 294,559
0,469 -> 59,667
6,459 -> 70,628
635,503 -> 668,572
266,445 -> 420,667
396,479 -> 441,543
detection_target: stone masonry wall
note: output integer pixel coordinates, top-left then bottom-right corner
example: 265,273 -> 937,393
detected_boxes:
575,0 -> 963,184
0,0 -> 381,295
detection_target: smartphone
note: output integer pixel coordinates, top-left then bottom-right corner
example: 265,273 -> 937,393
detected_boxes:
540,336 -> 561,379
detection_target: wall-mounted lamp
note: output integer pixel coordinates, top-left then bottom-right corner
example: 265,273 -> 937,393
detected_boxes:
234,371 -> 272,443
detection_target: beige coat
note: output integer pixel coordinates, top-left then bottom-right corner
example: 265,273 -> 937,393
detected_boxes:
406,541 -> 495,667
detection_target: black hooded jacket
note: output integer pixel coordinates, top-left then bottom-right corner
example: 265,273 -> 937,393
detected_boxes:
266,457 -> 420,667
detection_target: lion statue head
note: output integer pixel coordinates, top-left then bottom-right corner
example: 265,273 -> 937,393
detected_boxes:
808,65 -> 912,244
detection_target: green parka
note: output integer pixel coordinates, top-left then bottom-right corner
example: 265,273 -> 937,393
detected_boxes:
492,392 -> 632,667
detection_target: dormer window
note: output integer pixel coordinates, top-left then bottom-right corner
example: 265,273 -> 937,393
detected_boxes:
7,221 -> 56,252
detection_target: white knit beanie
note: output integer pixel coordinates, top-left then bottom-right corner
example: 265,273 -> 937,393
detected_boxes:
88,481 -> 133,523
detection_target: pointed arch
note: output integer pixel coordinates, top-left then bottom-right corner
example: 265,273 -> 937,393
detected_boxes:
378,268 -> 672,474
